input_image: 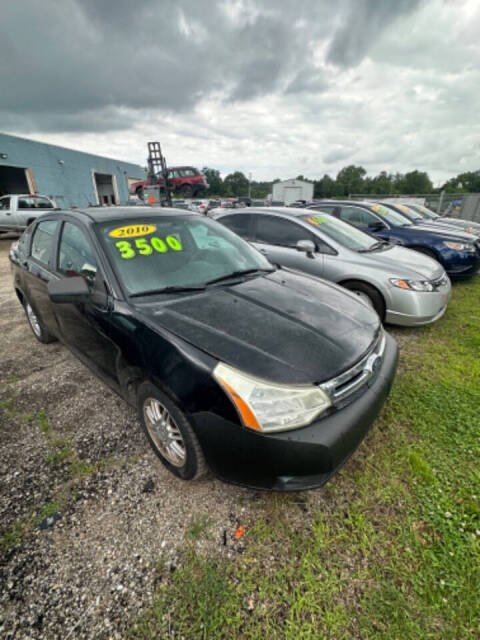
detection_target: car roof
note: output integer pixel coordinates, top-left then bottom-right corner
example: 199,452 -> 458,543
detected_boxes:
56,206 -> 198,224
217,206 -> 311,218
308,200 -> 375,207
2,193 -> 52,198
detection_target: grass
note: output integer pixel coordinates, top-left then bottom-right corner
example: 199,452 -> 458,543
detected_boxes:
185,514 -> 213,541
130,277 -> 480,639
0,521 -> 25,551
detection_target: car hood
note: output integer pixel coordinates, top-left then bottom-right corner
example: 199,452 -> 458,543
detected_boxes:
135,270 -> 381,385
363,245 -> 444,279
442,217 -> 480,232
413,224 -> 474,242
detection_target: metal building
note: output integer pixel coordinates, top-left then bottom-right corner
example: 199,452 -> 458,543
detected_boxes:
271,178 -> 314,205
0,133 -> 145,208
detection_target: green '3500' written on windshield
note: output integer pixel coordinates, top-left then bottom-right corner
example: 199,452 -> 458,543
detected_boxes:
115,236 -> 183,259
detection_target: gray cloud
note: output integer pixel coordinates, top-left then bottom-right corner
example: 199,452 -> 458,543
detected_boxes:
327,0 -> 424,67
0,0 -> 424,133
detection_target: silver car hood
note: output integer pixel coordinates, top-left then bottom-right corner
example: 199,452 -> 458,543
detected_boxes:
361,245 -> 445,280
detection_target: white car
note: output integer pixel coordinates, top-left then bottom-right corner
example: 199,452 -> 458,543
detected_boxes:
0,194 -> 57,233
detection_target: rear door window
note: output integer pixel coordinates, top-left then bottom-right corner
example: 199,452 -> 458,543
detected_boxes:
58,222 -> 98,284
31,220 -> 58,267
339,206 -> 377,227
253,215 -> 315,247
219,214 -> 254,240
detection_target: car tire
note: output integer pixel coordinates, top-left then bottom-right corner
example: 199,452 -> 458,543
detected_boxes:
180,184 -> 194,198
136,187 -> 144,201
137,382 -> 207,481
23,299 -> 57,344
342,281 -> 385,321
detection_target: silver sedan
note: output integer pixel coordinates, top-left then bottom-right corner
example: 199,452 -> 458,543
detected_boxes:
211,207 -> 451,326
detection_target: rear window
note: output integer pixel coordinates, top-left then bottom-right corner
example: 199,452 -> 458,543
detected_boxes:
18,196 -> 54,209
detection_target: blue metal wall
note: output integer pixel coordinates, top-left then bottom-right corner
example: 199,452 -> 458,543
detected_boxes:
0,133 -> 145,208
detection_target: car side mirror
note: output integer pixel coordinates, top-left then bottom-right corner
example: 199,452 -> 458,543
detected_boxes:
48,276 -> 89,304
368,221 -> 385,231
296,239 -> 316,258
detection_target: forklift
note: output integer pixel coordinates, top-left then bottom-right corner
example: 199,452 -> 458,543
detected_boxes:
142,142 -> 172,207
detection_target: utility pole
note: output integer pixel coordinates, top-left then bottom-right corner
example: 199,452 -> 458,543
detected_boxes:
248,172 -> 252,199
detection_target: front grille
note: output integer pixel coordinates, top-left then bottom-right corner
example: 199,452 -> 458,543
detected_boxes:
320,332 -> 386,405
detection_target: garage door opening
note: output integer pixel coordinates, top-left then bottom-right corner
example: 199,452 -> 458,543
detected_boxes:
92,172 -> 118,205
0,166 -> 29,196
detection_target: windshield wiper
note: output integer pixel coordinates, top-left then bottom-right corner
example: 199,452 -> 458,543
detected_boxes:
204,268 -> 275,286
358,241 -> 388,253
130,285 -> 206,297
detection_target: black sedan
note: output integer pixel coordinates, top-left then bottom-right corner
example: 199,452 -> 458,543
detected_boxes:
9,208 -> 398,491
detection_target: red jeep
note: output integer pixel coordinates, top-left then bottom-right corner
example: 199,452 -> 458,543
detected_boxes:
131,166 -> 208,200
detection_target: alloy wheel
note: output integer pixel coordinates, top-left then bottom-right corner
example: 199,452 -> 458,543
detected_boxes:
26,303 -> 42,338
143,397 -> 186,467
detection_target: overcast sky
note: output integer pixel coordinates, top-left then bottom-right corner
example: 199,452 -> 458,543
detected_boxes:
1,0 -> 479,183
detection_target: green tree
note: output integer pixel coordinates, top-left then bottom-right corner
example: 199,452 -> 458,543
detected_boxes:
368,171 -> 394,195
223,171 -> 249,197
335,165 -> 367,196
202,167 -> 224,196
403,170 -> 433,194
314,174 -> 335,198
442,171 -> 480,193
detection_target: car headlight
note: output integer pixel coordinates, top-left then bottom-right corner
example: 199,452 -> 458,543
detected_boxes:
213,362 -> 331,432
443,241 -> 475,252
390,278 -> 434,292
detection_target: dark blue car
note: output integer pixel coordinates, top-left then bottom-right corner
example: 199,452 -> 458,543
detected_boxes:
308,201 -> 480,279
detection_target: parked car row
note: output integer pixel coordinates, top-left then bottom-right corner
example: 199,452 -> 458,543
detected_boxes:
7,198 -> 476,492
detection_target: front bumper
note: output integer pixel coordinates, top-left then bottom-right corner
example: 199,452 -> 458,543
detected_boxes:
443,252 -> 480,279
385,279 -> 452,326
192,333 -> 399,491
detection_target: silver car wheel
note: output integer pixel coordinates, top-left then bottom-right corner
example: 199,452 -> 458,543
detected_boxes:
352,290 -> 374,309
26,303 -> 42,338
143,397 -> 186,467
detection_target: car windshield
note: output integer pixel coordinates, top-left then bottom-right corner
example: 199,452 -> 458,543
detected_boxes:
96,214 -> 273,296
389,203 -> 423,221
301,213 -> 381,251
410,204 -> 438,220
368,203 -> 413,226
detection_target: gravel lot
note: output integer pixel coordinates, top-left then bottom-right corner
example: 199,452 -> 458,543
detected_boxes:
0,233 -> 409,639
0,234 -> 272,639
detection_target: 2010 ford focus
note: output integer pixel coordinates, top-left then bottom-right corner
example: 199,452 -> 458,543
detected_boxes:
9,207 -> 398,491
